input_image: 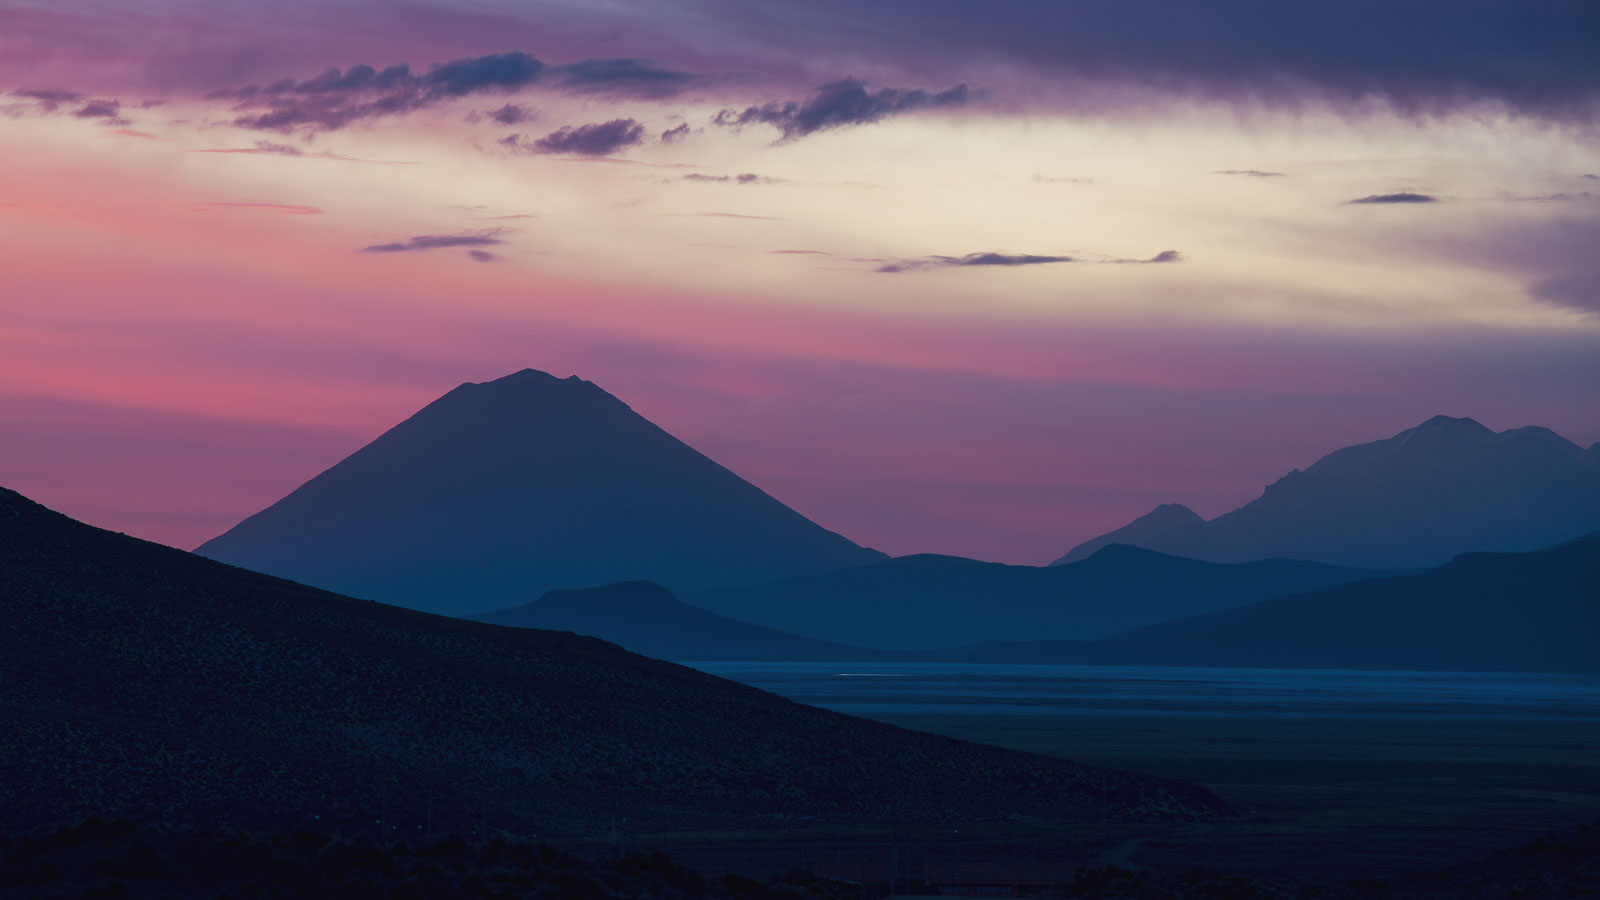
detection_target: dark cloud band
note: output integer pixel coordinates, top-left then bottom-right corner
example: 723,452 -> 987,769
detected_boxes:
218,52 -> 690,132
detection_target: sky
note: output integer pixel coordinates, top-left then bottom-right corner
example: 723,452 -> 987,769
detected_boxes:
2,0 -> 1599,564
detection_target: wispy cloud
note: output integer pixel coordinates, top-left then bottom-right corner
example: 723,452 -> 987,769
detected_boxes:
1112,250 -> 1183,264
878,252 -> 1074,273
360,228 -> 509,258
219,52 -> 545,131
74,99 -> 123,121
669,212 -> 785,220
12,87 -> 80,111
507,119 -> 646,156
192,201 -> 324,216
1213,169 -> 1286,177
681,172 -> 786,185
878,249 -> 1182,272
214,52 -> 696,133
714,78 -> 977,141
486,103 -> 535,125
192,141 -> 414,165
1349,192 -> 1438,204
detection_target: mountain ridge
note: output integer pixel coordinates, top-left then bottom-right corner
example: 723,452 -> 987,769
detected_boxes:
931,532 -> 1600,672
687,543 -> 1394,651
1051,415 -> 1600,569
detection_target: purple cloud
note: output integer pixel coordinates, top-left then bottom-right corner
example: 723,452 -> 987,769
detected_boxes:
361,230 -> 507,256
12,87 -> 81,111
879,252 -> 1073,273
682,172 -> 785,185
527,119 -> 645,156
715,78 -> 976,140
222,52 -> 545,131
488,103 -> 535,125
74,99 -> 123,120
880,249 -> 1183,272
1349,192 -> 1439,204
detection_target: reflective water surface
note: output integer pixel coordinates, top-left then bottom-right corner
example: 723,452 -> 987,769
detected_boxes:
686,662 -> 1600,720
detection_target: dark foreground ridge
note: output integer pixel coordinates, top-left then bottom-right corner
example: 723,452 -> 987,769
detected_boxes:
4,816 -> 1595,899
196,369 -> 886,616
0,486 -> 1229,836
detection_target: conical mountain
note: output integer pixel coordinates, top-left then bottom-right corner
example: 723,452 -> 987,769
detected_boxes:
196,369 -> 885,615
1055,415 -> 1600,569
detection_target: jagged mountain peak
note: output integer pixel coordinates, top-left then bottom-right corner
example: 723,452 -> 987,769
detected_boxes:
1054,416 -> 1600,569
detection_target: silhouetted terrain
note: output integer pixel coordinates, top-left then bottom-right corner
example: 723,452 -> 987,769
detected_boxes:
0,819 -> 860,899
935,534 -> 1600,673
473,581 -> 888,661
1051,503 -> 1203,565
1059,415 -> 1600,569
0,486 -> 1229,837
4,816 -> 1595,898
196,369 -> 884,615
687,545 -> 1390,650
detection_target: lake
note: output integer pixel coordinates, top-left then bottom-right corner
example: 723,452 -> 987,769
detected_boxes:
686,661 -> 1600,721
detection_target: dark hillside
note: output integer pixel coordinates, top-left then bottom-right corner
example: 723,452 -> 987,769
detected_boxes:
0,487 -> 1228,837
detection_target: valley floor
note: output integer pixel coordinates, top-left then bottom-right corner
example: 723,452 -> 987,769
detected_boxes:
568,712 -> 1600,890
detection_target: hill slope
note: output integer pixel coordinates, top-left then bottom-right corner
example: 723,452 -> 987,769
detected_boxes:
0,486 -> 1228,835
686,545 -> 1390,651
935,535 -> 1600,673
196,369 -> 885,615
1058,415 -> 1600,569
472,581 -> 888,661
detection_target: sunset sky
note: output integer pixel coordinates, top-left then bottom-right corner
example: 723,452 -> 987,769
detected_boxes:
3,0 -> 1598,563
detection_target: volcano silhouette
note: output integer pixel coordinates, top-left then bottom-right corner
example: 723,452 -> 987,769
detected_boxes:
197,369 -> 885,615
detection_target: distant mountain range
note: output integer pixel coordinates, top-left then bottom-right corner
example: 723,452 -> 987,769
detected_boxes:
0,486 -> 1230,834
196,369 -> 885,616
686,545 -> 1392,651
1054,415 -> 1600,569
473,580 -> 885,661
1053,503 -> 1203,565
469,537 -> 1598,674
940,532 -> 1600,673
